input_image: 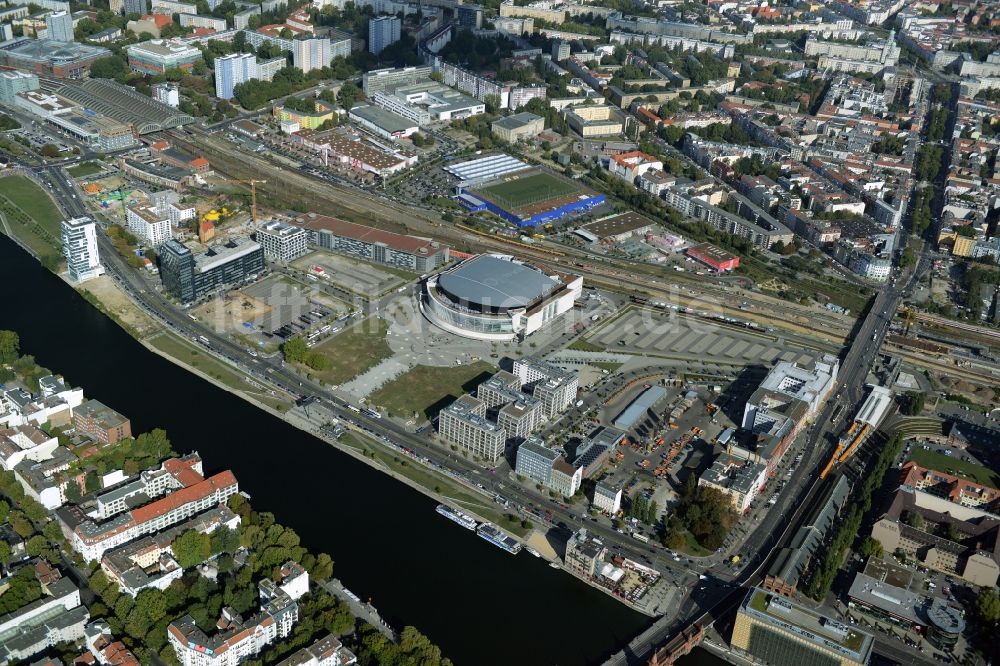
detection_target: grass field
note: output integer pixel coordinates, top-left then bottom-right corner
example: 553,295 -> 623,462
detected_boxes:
369,361 -> 496,419
569,338 -> 604,352
342,433 -> 529,536
149,333 -> 257,394
910,448 -> 1000,489
310,317 -> 392,385
0,176 -> 63,259
66,161 -> 103,178
475,170 -> 578,210
0,176 -> 62,239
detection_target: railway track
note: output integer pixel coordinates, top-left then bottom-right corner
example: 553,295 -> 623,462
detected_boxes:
164,130 -> 855,343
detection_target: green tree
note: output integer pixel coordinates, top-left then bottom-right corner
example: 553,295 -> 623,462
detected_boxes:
26,534 -> 48,557
976,587 -> 1000,625
0,541 -> 10,566
40,143 -> 61,158
859,536 -> 884,558
88,55 -> 131,82
281,337 -> 308,363
172,529 -> 212,569
337,81 -> 363,110
0,330 -> 19,363
0,499 -> 9,524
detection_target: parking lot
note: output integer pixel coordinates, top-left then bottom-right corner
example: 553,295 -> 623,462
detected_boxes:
584,307 -> 821,368
192,274 -> 352,345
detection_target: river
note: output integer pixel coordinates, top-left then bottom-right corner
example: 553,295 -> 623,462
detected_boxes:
1,234 -> 677,664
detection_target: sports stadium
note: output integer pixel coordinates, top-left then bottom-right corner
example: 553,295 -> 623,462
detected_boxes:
421,254 -> 583,341
459,168 -> 605,227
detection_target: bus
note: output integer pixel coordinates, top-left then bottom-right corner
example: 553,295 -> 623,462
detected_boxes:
347,405 -> 361,414
632,533 -> 649,543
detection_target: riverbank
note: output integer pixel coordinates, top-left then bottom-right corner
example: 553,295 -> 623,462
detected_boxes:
1,232 -> 656,666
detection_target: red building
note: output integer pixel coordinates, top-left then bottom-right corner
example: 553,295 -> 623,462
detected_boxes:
685,242 -> 740,271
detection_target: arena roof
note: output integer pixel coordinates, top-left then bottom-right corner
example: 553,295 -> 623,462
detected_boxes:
444,153 -> 529,183
438,255 -> 558,310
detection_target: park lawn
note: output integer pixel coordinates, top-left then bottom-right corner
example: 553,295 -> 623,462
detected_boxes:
0,176 -> 62,240
910,448 -> 1000,489
66,161 -> 102,178
569,338 -> 604,352
370,361 -> 496,420
310,317 -> 392,385
591,361 -> 623,373
148,333 -> 257,394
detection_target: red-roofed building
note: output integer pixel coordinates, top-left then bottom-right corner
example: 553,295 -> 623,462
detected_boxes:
70,471 -> 238,561
608,150 -> 663,183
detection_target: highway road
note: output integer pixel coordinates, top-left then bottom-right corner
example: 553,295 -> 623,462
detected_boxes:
31,164 -> 716,590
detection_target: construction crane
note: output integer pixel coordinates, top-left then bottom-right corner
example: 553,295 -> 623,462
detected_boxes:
902,307 -> 916,337
218,178 -> 266,224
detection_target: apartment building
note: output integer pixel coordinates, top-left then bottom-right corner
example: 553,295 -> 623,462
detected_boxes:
368,15 -> 400,55
276,634 -> 357,666
66,470 -> 238,561
293,35 -> 331,74
698,453 -> 768,513
215,52 -> 257,100
61,217 -> 103,283
168,580 -> 298,666
509,358 -> 579,419
256,220 -> 310,262
73,399 -> 132,444
0,573 -> 89,664
125,204 -> 173,246
437,395 -> 506,463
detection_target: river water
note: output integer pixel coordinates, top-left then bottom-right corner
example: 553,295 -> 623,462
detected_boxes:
2,235 -> 673,664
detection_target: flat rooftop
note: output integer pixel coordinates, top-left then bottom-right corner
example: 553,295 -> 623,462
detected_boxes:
349,103 -> 416,133
741,588 -> 874,663
437,255 -> 558,310
583,211 -> 657,239
493,111 -> 542,130
290,213 -> 441,256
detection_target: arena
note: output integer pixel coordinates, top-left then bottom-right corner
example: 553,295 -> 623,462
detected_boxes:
421,254 -> 583,341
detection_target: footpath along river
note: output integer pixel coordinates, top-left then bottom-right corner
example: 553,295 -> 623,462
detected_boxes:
2,234 -> 690,665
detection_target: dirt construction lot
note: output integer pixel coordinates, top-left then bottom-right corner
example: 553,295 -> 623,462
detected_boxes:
292,251 -> 410,297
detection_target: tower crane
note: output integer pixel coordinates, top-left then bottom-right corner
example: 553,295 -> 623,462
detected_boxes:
218,178 -> 267,224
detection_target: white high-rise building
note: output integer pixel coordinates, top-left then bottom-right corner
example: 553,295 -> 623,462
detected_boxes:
152,82 -> 179,107
292,35 -> 331,73
46,9 -> 73,42
125,205 -> 173,246
368,15 -> 400,55
214,52 -> 257,100
62,217 -> 104,283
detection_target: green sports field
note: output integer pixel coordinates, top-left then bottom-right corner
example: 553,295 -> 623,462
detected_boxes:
474,170 -> 579,210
